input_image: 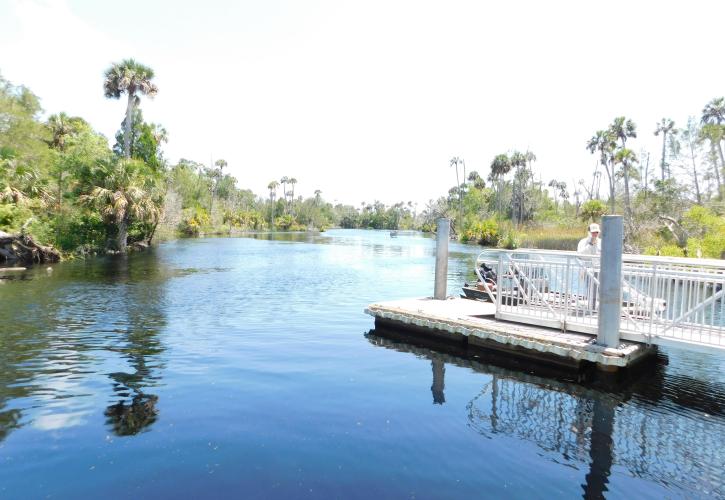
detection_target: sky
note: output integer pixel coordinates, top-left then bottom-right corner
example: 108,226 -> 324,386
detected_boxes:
1,0 -> 724,208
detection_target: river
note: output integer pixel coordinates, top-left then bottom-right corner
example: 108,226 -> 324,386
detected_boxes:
0,230 -> 723,498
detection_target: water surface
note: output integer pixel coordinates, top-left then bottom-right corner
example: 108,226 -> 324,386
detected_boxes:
1,230 -> 723,499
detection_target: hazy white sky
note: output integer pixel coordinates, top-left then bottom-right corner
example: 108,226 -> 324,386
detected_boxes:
1,0 -> 724,207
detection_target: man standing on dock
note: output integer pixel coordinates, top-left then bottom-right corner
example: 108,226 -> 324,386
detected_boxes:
577,223 -> 601,255
578,223 -> 601,311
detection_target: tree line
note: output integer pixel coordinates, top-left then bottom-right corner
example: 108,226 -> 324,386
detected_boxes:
0,60 -> 421,260
427,103 -> 724,257
1,59 -> 723,259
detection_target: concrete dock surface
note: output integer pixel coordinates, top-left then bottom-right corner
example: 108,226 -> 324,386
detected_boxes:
365,297 -> 657,370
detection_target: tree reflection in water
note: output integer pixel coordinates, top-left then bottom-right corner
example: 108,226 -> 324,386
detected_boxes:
100,254 -> 166,437
105,394 -> 159,436
366,327 -> 725,499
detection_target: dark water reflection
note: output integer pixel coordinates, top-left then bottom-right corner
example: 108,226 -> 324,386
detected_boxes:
367,327 -> 725,499
0,230 -> 723,499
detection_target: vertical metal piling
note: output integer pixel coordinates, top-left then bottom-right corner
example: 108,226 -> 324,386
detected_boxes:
598,215 -> 623,347
434,218 -> 450,300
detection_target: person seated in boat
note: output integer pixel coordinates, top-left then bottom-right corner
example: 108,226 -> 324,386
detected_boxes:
476,262 -> 497,291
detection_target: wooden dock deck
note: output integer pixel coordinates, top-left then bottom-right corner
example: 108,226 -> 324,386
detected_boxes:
365,297 -> 657,371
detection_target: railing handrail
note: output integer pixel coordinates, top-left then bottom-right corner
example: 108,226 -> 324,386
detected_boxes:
472,247 -> 724,351
476,248 -> 725,271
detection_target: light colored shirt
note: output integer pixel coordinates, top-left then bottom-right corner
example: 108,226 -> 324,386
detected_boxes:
577,235 -> 601,255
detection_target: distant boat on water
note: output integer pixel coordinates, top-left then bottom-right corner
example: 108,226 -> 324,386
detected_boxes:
390,230 -> 398,237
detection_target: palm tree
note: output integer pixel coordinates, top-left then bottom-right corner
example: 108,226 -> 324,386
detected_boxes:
46,112 -> 74,151
679,119 -> 703,204
103,59 -> 158,159
548,179 -> 561,209
449,157 -> 463,223
509,151 -> 528,225
613,148 -> 638,233
701,99 -> 725,195
609,117 -> 637,223
639,151 -> 650,199
46,112 -> 79,211
489,153 -> 512,217
267,181 -> 278,229
81,159 -> 161,252
460,159 -> 467,192
587,130 -> 617,212
610,116 -> 637,147
654,118 -> 675,180
289,177 -> 297,204
489,154 -> 512,180
700,124 -> 723,194
702,97 -> 725,124
468,171 -> 485,190
267,181 -> 278,201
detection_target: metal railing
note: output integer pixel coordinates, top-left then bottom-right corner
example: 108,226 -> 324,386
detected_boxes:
475,249 -> 725,351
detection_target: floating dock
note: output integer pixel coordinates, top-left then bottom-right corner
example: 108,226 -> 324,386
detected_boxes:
365,297 -> 657,371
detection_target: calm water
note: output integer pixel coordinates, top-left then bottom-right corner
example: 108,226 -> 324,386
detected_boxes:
1,229 -> 724,499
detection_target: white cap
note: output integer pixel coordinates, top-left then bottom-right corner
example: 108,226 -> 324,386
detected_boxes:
588,223 -> 600,233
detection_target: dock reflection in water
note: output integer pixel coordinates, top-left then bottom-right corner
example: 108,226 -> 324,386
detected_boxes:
367,327 -> 725,499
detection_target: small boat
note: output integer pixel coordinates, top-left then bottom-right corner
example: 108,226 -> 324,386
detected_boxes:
390,230 -> 398,237
461,283 -> 494,302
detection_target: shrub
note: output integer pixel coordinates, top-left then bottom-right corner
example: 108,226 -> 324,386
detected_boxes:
275,214 -> 295,230
579,200 -> 607,222
61,213 -> 106,252
461,218 -> 499,246
682,206 -> 725,258
644,244 -> 686,257
501,230 -> 522,250
0,203 -> 34,232
179,207 -> 210,236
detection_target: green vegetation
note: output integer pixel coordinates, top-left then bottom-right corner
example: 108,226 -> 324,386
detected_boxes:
429,108 -> 724,257
1,63 -> 723,260
0,63 -> 419,260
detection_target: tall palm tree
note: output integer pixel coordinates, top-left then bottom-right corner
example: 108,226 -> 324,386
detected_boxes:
46,112 -> 74,152
460,159 -> 467,192
701,98 -> 725,195
700,124 -> 723,194
279,176 -> 289,209
509,151 -> 528,225
489,153 -> 512,217
468,171 -> 485,190
449,157 -> 463,223
548,179 -> 561,209
609,117 -> 637,224
654,118 -> 675,180
215,159 -> 227,172
610,116 -> 637,147
702,97 -> 725,124
679,119 -> 703,204
289,178 -> 297,201
103,59 -> 158,159
209,159 -> 227,213
267,181 -> 278,228
613,148 -> 638,233
587,130 -> 617,212
46,112 -> 80,211
81,159 -> 161,252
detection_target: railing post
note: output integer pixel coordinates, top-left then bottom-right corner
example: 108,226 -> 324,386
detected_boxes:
434,218 -> 450,300
598,215 -> 623,347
